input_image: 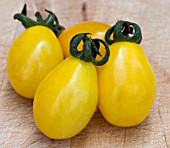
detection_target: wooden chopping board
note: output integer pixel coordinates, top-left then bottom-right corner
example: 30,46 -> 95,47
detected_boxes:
0,0 -> 170,147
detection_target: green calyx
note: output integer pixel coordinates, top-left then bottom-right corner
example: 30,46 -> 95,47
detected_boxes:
13,4 -> 65,36
105,20 -> 142,45
70,33 -> 110,66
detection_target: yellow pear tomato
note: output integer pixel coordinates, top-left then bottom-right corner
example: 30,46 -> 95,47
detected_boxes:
33,33 -> 110,139
98,21 -> 156,127
58,21 -> 111,58
7,26 -> 63,98
7,5 -> 64,98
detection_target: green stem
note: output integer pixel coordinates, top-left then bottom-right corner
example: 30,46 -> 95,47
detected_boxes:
35,12 -> 43,22
22,4 -> 27,15
91,39 -> 110,66
105,20 -> 142,45
70,33 -> 110,66
13,4 -> 65,37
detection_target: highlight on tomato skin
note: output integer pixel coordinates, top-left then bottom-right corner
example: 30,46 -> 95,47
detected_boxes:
98,20 -> 156,127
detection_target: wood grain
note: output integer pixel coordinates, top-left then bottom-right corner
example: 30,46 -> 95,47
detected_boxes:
0,0 -> 170,147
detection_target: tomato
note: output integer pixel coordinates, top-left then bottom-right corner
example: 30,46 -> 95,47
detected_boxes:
98,21 -> 156,127
33,57 -> 97,139
7,5 -> 64,98
7,26 -> 63,98
33,33 -> 110,139
58,21 -> 111,58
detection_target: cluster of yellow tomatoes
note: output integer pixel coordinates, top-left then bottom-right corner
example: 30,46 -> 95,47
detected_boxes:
7,4 -> 156,139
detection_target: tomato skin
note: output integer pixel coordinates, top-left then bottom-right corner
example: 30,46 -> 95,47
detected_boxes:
97,42 -> 156,127
58,21 -> 111,58
33,57 -> 98,139
7,26 -> 63,98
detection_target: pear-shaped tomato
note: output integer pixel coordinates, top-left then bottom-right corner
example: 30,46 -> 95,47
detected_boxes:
98,21 -> 156,127
7,5 -> 64,98
33,33 -> 110,139
7,26 -> 63,98
58,21 -> 111,58
33,57 -> 97,139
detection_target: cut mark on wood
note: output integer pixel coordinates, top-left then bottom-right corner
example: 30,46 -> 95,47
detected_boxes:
123,128 -> 126,148
23,136 -> 44,148
158,108 -> 169,148
0,71 -> 6,90
82,2 -> 88,21
69,137 -> 72,147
